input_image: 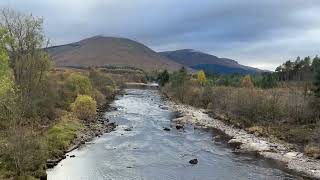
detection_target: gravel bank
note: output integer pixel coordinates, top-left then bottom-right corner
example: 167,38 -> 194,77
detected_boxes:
167,101 -> 320,179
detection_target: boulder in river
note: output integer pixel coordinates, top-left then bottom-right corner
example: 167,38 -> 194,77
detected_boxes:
189,158 -> 198,165
163,127 -> 171,131
176,124 -> 183,130
124,127 -> 132,131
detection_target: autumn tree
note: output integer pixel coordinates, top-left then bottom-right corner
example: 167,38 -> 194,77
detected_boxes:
0,8 -> 53,119
0,9 -> 49,177
0,27 -> 15,125
197,70 -> 207,85
241,75 -> 254,88
0,27 -> 13,97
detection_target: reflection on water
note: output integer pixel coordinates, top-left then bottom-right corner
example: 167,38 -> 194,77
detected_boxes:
47,89 -> 301,180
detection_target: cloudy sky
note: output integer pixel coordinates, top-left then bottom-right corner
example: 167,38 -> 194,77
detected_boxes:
1,0 -> 320,70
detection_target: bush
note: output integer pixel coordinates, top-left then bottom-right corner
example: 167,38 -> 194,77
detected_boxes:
92,89 -> 106,106
66,73 -> 93,96
89,70 -> 115,91
71,95 -> 97,121
46,112 -> 83,158
304,144 -> 320,159
241,75 -> 254,88
157,70 -> 169,87
197,70 -> 207,85
2,126 -> 47,177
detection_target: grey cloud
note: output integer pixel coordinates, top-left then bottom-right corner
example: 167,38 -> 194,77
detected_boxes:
1,0 -> 320,70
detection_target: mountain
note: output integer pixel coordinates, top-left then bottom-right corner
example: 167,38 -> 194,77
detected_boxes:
159,49 -> 264,74
46,36 -> 183,71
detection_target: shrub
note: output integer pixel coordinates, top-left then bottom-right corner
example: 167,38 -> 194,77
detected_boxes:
157,69 -> 169,86
70,95 -> 97,121
66,73 -> 92,96
241,75 -> 254,88
247,126 -> 264,137
197,70 -> 207,85
46,112 -> 83,158
3,126 -> 47,176
89,70 -> 115,92
92,89 -> 106,106
304,144 -> 320,159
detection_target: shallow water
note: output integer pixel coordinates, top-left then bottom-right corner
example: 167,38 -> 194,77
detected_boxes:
47,89 -> 302,180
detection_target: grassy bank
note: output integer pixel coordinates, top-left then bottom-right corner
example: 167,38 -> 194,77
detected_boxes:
161,69 -> 320,159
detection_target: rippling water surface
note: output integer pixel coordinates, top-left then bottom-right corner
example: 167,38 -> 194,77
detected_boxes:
47,89 -> 302,180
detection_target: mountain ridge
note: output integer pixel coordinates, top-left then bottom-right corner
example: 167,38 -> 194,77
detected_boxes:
46,36 -> 183,71
159,49 -> 264,74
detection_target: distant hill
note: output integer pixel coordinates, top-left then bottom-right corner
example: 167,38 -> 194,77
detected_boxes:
46,36 -> 183,71
159,49 -> 264,74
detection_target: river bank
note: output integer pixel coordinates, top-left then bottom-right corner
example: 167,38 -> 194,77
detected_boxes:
46,97 -> 119,169
167,101 -> 320,179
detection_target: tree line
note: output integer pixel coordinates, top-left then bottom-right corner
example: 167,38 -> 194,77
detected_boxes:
0,8 -> 118,179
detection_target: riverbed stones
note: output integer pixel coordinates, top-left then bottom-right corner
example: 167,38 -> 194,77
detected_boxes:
163,127 -> 171,131
166,100 -> 320,179
189,159 -> 198,165
284,152 -> 303,159
176,124 -> 183,130
239,141 -> 271,152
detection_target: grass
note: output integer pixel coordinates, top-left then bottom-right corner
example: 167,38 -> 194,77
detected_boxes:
46,111 -> 84,159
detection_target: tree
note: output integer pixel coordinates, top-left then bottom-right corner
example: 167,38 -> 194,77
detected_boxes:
0,8 -> 53,119
259,73 -> 276,88
0,27 -> 16,126
197,70 -> 207,85
314,70 -> 320,97
241,75 -> 254,88
0,27 -> 13,97
157,69 -> 169,86
170,67 -> 188,87
312,56 -> 320,73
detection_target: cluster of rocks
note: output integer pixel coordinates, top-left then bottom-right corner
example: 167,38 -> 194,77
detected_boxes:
167,101 -> 320,179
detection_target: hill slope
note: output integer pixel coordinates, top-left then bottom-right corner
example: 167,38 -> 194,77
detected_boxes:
159,49 -> 263,74
47,36 -> 183,71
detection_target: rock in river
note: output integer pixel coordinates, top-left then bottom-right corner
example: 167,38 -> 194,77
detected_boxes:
163,127 -> 171,131
124,127 -> 132,131
189,159 -> 198,165
176,124 -> 183,130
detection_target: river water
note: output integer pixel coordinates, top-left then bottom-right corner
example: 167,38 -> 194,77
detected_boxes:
47,89 -> 302,180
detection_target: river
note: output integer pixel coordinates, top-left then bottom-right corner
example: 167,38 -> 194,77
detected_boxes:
47,89 -> 302,180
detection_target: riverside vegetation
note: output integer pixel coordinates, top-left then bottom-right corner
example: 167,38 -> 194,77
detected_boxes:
160,63 -> 320,160
0,9 -> 147,179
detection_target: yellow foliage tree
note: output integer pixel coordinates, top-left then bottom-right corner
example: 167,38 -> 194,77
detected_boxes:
0,28 -> 13,97
241,75 -> 254,88
197,70 -> 207,85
